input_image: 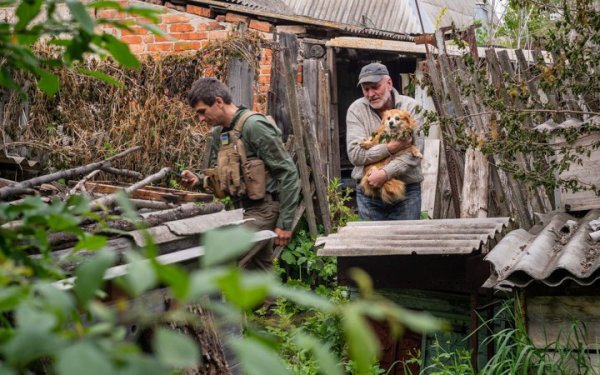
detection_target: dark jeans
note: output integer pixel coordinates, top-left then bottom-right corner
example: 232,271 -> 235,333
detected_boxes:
356,182 -> 422,221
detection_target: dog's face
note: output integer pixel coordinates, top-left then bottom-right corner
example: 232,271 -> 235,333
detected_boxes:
382,109 -> 416,140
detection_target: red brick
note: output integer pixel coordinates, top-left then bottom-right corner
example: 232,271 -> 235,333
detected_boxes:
145,0 -> 162,5
198,21 -> 225,31
163,14 -> 189,24
170,23 -> 194,32
165,2 -> 185,11
215,15 -> 226,22
262,48 -> 272,57
208,30 -> 229,40
175,41 -> 202,51
122,26 -> 149,35
225,12 -> 249,24
258,75 -> 270,84
128,44 -> 145,54
121,35 -> 142,44
259,84 -> 270,92
249,19 -> 272,33
259,67 -> 271,75
147,43 -> 174,51
186,4 -> 214,18
97,9 -> 119,19
200,40 -> 210,48
153,34 -> 172,42
172,32 -> 208,40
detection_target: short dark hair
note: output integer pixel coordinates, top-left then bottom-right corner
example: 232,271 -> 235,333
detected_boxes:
187,77 -> 233,107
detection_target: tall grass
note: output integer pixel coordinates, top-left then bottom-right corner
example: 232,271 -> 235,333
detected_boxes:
402,297 -> 599,374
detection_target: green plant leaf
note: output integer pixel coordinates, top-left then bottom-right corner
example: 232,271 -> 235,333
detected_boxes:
202,226 -> 254,267
66,0 -> 95,34
55,341 -> 113,375
117,356 -> 170,375
293,332 -> 343,375
123,251 -> 157,296
74,234 -> 107,252
153,328 -> 200,368
2,329 -> 62,367
15,303 -> 56,332
343,306 -> 380,375
216,268 -> 271,310
15,0 -> 43,31
270,284 -> 335,312
153,262 -> 189,300
37,69 -> 60,96
73,250 -> 116,306
0,286 -> 28,312
228,336 -> 290,375
101,34 -> 140,68
35,283 -> 75,322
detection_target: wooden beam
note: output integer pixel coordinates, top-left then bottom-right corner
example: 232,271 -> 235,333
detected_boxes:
281,48 -> 318,238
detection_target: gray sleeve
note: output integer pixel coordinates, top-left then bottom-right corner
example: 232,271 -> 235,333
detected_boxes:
345,106 -> 390,167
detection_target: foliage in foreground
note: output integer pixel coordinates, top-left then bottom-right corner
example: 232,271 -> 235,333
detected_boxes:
0,193 -> 447,374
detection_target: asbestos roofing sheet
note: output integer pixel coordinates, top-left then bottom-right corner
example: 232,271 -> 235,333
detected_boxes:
485,210 -> 600,288
316,217 -> 510,256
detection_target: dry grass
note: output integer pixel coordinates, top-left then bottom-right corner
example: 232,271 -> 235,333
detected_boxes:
1,32 -> 264,181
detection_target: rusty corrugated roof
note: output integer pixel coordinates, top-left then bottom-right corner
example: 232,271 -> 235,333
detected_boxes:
316,217 -> 511,257
484,210 -> 600,288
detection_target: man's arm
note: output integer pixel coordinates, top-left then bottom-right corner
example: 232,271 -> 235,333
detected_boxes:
246,119 -> 300,246
346,106 -> 391,167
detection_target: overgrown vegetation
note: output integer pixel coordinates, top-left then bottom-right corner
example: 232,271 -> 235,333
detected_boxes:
1,31 -> 265,178
424,0 -> 600,196
401,298 -> 599,374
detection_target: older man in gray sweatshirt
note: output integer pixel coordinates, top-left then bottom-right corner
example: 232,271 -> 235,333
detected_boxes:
346,62 -> 424,221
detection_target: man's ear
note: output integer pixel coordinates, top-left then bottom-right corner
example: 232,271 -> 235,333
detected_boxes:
214,97 -> 224,106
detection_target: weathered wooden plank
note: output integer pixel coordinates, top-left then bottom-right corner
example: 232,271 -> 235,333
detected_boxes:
514,49 -> 540,103
268,33 -> 298,140
83,182 -> 212,203
461,148 -> 489,218
227,57 -> 254,109
302,58 -> 319,128
527,296 -> 600,350
281,48 -> 318,238
421,139 -> 440,219
317,60 -> 331,180
299,88 -> 332,235
326,46 -> 341,179
498,50 -> 553,214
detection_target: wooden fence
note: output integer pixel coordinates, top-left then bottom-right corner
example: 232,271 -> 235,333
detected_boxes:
424,32 -> 559,229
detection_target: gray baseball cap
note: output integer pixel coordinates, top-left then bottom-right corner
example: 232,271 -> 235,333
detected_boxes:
357,62 -> 389,86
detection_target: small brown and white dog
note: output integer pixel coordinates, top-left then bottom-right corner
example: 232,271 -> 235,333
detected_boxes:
359,109 -> 422,204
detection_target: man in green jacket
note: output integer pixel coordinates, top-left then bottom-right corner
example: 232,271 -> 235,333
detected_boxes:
181,77 -> 300,271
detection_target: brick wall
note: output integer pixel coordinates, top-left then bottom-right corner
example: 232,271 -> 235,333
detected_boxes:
96,0 -> 277,112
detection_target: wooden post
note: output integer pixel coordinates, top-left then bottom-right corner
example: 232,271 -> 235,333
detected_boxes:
281,48 -> 318,238
460,148 -> 489,218
299,88 -> 332,235
326,46 -> 341,179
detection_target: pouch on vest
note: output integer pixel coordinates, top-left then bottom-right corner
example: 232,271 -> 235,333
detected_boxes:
237,139 -> 266,200
216,141 -> 246,198
202,167 -> 226,198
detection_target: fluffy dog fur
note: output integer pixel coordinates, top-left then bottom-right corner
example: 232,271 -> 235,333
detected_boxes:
359,109 -> 422,204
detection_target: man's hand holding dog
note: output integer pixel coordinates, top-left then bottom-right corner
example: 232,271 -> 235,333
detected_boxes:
367,168 -> 389,188
387,137 -> 413,154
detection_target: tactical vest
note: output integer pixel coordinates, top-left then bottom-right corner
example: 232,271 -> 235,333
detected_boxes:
215,111 -> 269,200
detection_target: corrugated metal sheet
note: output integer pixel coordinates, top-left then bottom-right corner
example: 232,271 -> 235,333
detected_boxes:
484,210 -> 600,288
208,0 -> 478,36
534,115 -> 600,132
316,217 -> 510,257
